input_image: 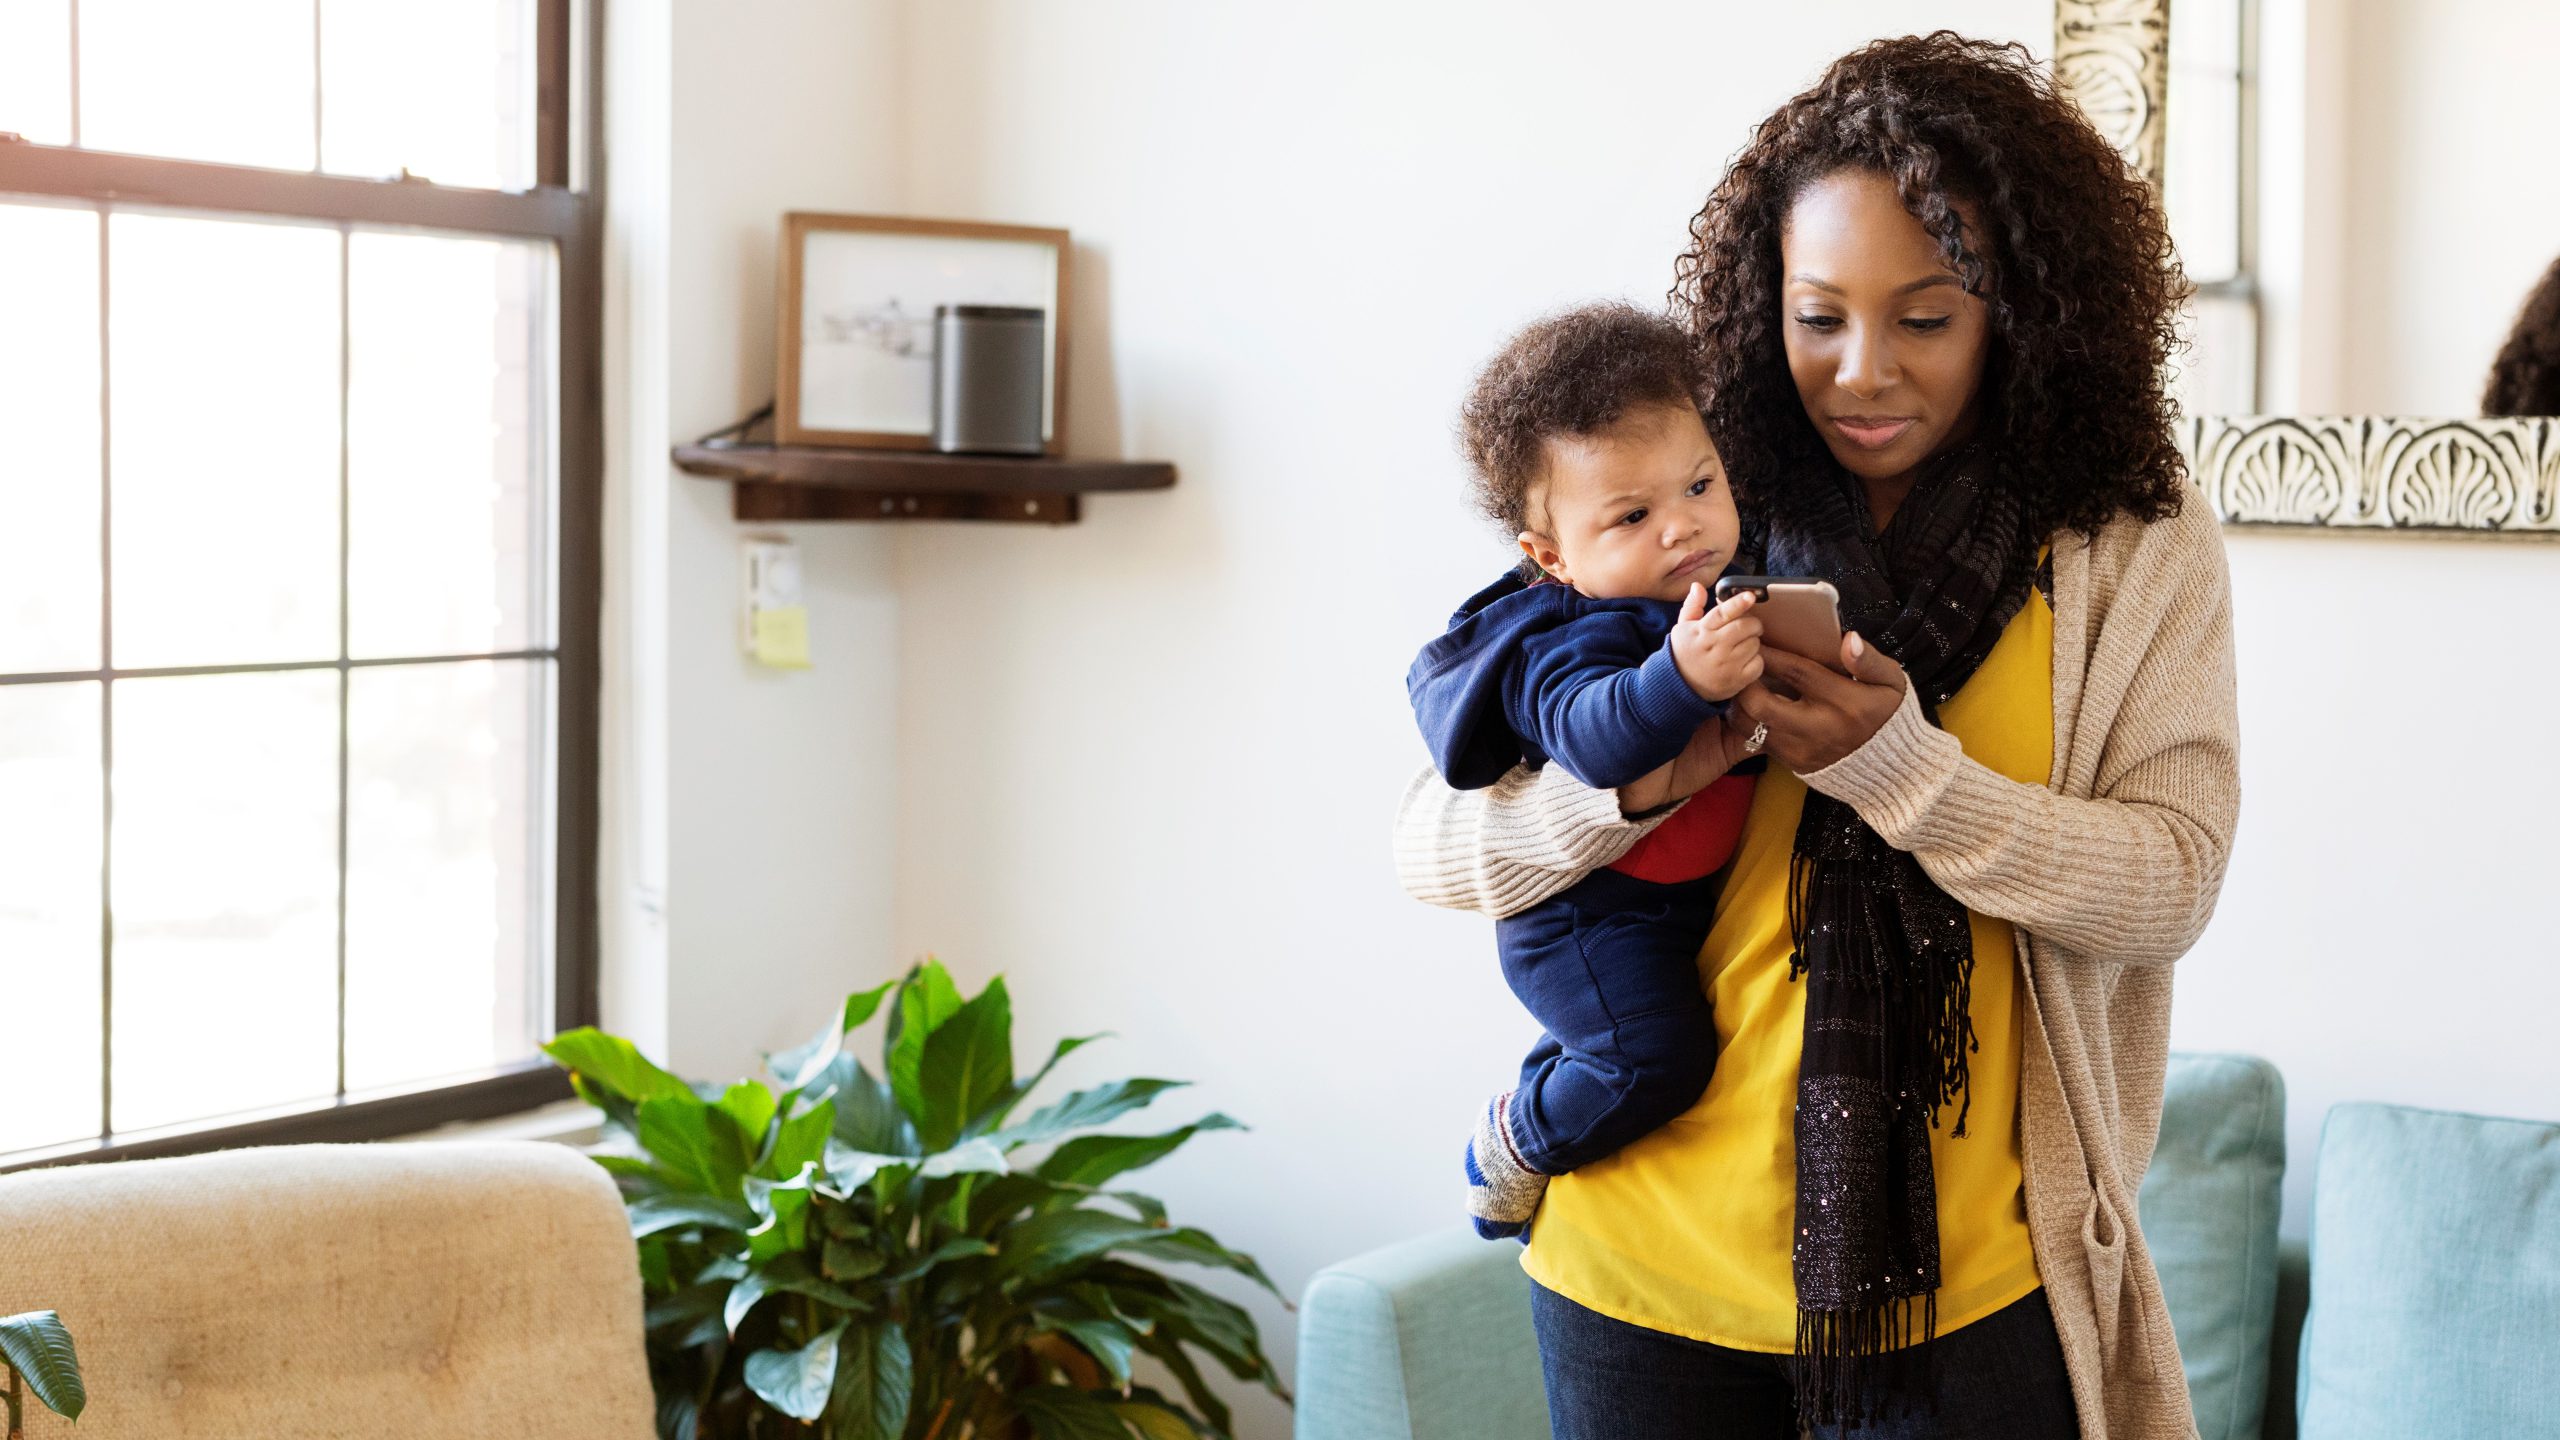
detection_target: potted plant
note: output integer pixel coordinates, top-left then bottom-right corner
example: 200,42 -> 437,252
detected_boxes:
1,1310 -> 83,1438
544,960 -> 1287,1440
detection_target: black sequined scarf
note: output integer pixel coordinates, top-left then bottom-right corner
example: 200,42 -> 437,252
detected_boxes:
1749,451 -> 2037,1429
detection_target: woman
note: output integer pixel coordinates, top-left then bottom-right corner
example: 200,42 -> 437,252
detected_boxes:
1394,34 -> 2238,1440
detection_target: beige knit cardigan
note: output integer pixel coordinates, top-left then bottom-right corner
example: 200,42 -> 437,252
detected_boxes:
1393,481 -> 2240,1440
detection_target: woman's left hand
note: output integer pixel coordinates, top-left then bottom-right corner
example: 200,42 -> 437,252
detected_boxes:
1732,632 -> 1911,773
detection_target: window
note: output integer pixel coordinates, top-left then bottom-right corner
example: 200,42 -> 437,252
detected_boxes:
0,0 -> 600,1169
2164,0 -> 2260,414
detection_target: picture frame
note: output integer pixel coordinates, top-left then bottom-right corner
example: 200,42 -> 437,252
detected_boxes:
775,212 -> 1071,454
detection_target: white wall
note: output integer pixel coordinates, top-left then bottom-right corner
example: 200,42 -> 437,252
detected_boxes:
649,0 -> 911,1081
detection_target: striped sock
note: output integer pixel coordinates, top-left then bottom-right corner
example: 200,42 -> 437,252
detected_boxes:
1464,1091 -> 1545,1242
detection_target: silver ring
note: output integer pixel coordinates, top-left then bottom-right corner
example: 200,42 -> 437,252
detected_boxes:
1743,722 -> 1769,754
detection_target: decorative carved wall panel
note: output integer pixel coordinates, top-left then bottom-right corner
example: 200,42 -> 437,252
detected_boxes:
2054,0 -> 2169,187
2186,416 -> 2560,535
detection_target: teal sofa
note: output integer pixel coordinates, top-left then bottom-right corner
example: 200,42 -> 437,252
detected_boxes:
1294,1052 -> 2289,1440
1296,1054 -> 2560,1439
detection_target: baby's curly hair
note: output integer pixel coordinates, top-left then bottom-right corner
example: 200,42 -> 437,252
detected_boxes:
1672,31 -> 2190,539
1459,301 -> 1705,539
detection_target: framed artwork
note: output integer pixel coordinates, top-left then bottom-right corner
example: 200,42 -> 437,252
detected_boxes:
776,212 -> 1071,453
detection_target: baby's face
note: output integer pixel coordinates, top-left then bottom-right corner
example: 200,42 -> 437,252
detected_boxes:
1519,403 -> 1739,604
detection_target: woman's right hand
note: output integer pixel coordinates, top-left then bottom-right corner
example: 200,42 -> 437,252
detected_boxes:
1618,708 -> 1759,816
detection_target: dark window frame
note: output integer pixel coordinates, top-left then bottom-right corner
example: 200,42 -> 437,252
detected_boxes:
0,0 -> 603,1173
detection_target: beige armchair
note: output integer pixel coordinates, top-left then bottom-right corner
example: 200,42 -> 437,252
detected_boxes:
0,1140 -> 655,1438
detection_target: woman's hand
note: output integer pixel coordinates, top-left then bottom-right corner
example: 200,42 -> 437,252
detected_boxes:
1731,631 -> 1910,773
1618,708 -> 1765,815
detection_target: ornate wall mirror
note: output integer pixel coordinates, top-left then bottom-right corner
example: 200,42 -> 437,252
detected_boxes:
2056,0 -> 2560,535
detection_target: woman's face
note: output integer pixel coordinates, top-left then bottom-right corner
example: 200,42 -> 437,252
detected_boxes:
1778,168 -> 1993,489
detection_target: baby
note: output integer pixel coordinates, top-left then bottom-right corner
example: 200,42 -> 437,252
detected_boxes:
1406,301 -> 1765,1240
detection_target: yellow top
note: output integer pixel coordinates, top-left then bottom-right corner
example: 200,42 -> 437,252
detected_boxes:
1520,581 -> 2054,1351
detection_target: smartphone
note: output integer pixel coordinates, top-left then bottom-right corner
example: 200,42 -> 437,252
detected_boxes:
1713,575 -> 1846,671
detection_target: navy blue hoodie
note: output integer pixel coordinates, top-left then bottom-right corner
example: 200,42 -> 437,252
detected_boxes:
1408,571 -> 1727,792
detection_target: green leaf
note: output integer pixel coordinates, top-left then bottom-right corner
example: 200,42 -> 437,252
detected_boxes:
1130,1330 -> 1229,1438
644,1281 -> 734,1348
1114,1400 -> 1201,1440
1032,1312 -> 1137,1387
829,1321 -> 914,1440
767,980 -> 897,1091
0,1310 -> 84,1420
821,1238 -> 886,1282
1123,1276 -> 1272,1384
767,1094 -> 836,1179
724,1267 -> 772,1336
914,977 -> 1015,1150
1013,1386 -> 1145,1440
1035,1115 -> 1241,1188
824,1056 -> 918,1155
976,1031 -> 1108,1135
755,1253 -> 869,1313
822,1140 -> 917,1195
1120,1227 -> 1284,1299
744,1174 -> 813,1265
743,1324 -> 843,1422
717,1079 -> 779,1162
543,1028 -> 695,1105
627,1192 -> 759,1239
875,1237 -> 996,1288
886,961 -> 966,1129
964,1172 -> 1066,1234
637,1094 -> 753,1199
992,1209 -> 1172,1287
657,1390 -> 701,1440
918,1137 -> 1009,1179
990,1078 -> 1187,1148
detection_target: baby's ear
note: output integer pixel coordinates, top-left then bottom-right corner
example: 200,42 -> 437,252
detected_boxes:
1517,530 -> 1563,580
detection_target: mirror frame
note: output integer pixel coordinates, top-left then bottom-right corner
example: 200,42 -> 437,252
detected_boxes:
2054,0 -> 2560,536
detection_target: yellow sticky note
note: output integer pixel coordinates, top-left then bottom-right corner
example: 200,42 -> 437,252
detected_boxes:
751,606 -> 811,669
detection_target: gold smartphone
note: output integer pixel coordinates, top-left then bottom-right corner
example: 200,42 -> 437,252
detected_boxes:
1713,575 -> 1846,672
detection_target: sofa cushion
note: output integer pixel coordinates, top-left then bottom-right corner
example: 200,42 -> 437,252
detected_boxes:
1296,1227 -> 1546,1440
2137,1051 -> 2287,1440
2297,1102 -> 2560,1439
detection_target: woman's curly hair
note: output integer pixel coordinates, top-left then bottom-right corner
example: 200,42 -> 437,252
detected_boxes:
1671,31 -> 2190,539
2483,255 -> 2560,417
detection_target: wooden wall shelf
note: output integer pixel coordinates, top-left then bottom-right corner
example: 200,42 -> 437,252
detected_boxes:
671,443 -> 1176,525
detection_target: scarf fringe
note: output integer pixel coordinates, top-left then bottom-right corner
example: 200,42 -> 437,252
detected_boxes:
1785,845 -> 1980,1132
1791,1289 -> 1940,1430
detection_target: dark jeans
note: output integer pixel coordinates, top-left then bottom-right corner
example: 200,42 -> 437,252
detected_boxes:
1529,1282 -> 2082,1439
1497,866 -> 1719,1176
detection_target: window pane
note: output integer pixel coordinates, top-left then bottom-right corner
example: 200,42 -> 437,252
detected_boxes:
0,682 -> 104,1153
109,669 -> 338,1133
78,0 -> 315,171
319,0 -> 537,190
346,658 -> 551,1093
2165,0 -> 2244,283
109,210 -> 339,669
349,231 -> 551,659
0,202 -> 102,673
0,0 -> 73,145
2174,290 -> 2261,416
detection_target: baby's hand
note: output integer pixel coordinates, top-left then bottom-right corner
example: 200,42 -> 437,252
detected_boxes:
1670,584 -> 1764,702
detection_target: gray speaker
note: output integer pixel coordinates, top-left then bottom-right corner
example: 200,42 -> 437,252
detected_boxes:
930,304 -> 1046,455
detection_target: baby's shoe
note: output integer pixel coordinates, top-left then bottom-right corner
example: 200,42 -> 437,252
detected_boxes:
1463,1090 -> 1546,1242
